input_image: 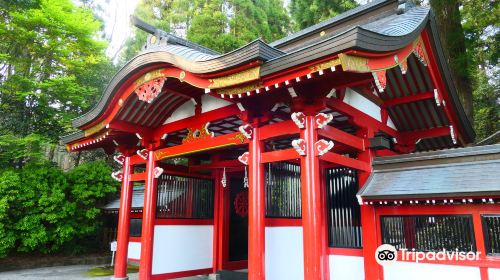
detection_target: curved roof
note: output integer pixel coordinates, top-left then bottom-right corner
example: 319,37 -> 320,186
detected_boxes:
61,0 -> 475,146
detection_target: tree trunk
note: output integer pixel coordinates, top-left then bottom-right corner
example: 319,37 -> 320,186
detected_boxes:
429,0 -> 473,120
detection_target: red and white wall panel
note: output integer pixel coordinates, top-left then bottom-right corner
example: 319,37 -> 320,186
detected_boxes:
265,226 -> 304,280
151,225 -> 214,275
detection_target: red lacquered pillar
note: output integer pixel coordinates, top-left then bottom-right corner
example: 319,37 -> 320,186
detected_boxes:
300,115 -> 328,280
357,129 -> 381,280
139,149 -> 158,280
248,125 -> 265,280
114,156 -> 133,280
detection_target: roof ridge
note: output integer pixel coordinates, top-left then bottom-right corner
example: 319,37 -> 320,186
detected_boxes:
270,0 -> 395,48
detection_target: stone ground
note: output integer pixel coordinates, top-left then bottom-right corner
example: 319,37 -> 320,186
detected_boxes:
0,265 -> 209,280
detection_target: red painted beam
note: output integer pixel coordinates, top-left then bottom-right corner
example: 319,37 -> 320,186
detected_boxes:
320,152 -> 371,172
130,172 -> 146,182
153,131 -> 248,161
317,125 -> 365,151
189,159 -> 242,171
130,155 -> 146,165
383,91 -> 434,107
261,148 -> 300,163
259,120 -> 300,141
108,120 -> 153,135
153,104 -> 241,139
400,126 -> 450,143
325,98 -> 399,138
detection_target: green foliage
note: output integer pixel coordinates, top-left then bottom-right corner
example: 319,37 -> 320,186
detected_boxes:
121,0 -> 290,60
0,0 -> 115,142
0,134 -> 45,168
472,69 -> 500,140
0,160 -> 118,257
290,0 -> 358,30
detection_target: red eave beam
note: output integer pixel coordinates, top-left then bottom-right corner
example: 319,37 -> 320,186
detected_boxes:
320,152 -> 371,172
383,91 -> 434,107
318,125 -> 365,151
108,121 -> 153,136
153,104 -> 241,139
325,98 -> 399,138
400,126 -> 450,143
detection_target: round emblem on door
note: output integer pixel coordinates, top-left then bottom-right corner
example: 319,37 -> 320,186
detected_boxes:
233,191 -> 248,218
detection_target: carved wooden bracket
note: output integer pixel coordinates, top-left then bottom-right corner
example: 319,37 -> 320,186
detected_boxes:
315,139 -> 334,156
154,167 -> 164,178
292,139 -> 306,156
114,154 -> 125,165
137,149 -> 149,160
238,124 -> 253,139
291,112 -> 306,129
238,152 -> 249,165
314,113 -> 333,129
111,171 -> 123,182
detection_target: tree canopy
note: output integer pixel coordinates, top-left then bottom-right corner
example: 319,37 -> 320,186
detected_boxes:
121,0 -> 291,60
0,0 -> 115,142
289,0 -> 358,30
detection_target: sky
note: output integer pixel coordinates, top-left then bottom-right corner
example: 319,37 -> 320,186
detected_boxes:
96,0 -> 139,59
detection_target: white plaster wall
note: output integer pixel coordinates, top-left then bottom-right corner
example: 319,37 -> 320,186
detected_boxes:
489,268 -> 500,280
201,95 -> 232,113
127,241 -> 141,260
164,100 -> 194,124
329,255 -> 364,280
265,226 -> 304,280
152,225 -> 213,275
384,262 -> 481,280
387,116 -> 397,130
343,88 -> 381,122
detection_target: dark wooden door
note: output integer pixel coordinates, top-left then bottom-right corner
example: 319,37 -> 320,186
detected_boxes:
228,176 -> 248,262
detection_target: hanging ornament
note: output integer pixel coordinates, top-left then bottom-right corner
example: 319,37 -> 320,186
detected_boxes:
221,167 -> 227,188
243,166 -> 249,188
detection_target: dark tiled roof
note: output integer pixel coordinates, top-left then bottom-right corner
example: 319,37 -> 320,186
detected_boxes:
357,144 -> 500,200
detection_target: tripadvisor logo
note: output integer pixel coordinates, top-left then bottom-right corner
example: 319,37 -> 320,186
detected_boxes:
375,244 -> 481,265
375,244 -> 398,265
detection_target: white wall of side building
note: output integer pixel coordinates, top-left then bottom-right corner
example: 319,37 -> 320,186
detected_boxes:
489,268 -> 500,280
329,255 -> 365,280
384,262 -> 481,280
151,225 -> 213,275
265,226 -> 304,280
127,241 -> 141,260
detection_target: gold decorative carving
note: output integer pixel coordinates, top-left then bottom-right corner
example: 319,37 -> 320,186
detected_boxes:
182,123 -> 214,144
84,121 -> 106,137
229,132 -> 246,144
338,53 -> 370,73
179,71 -> 186,82
309,58 -> 341,73
134,69 -> 166,88
216,81 -> 262,96
208,67 -> 261,89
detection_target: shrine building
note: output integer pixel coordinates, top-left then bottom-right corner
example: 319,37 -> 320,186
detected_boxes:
62,0 -> 500,279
